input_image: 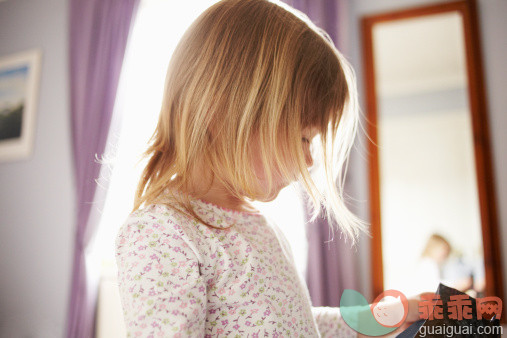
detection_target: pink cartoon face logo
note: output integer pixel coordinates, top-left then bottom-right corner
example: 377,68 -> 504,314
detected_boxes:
370,290 -> 409,327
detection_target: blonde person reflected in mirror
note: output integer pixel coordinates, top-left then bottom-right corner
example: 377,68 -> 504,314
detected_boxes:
115,0 -> 434,336
410,233 -> 485,298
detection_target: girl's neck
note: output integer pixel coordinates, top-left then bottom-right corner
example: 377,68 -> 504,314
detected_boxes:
196,191 -> 260,214
184,167 -> 260,214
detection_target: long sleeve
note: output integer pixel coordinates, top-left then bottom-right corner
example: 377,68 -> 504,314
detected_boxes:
266,217 -> 359,337
311,306 -> 357,337
115,210 -> 207,337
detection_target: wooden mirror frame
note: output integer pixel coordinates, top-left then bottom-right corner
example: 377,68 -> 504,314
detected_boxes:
362,0 -> 504,304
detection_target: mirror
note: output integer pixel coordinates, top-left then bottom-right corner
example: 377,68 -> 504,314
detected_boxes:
362,0 -> 503,302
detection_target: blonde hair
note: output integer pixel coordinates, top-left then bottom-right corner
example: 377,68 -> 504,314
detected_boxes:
422,234 -> 451,258
133,0 -> 368,243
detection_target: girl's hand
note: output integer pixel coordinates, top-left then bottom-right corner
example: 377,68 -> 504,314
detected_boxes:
358,292 -> 437,337
406,292 -> 437,323
383,292 -> 436,337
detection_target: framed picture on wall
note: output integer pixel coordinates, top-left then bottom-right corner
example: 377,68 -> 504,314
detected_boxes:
0,49 -> 42,162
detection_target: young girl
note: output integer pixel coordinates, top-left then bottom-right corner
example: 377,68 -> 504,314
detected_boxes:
115,0 -> 421,336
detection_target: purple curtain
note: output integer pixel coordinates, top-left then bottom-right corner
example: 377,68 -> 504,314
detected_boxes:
284,0 -> 359,307
67,0 -> 140,337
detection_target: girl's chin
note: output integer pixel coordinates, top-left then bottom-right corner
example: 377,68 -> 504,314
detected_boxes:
259,187 -> 283,202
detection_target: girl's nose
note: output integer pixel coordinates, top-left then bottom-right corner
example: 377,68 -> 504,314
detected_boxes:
304,149 -> 313,168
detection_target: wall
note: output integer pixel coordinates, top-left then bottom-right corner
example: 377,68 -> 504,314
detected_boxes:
348,0 -> 507,301
0,0 -> 74,337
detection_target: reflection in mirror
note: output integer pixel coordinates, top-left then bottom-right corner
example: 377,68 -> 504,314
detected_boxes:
373,11 -> 485,298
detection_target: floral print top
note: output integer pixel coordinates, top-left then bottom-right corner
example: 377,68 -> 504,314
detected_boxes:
115,198 -> 357,337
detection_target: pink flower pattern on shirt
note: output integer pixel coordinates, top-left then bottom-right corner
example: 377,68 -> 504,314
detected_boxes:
116,199 -> 356,337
